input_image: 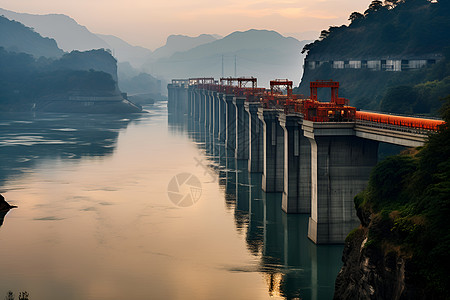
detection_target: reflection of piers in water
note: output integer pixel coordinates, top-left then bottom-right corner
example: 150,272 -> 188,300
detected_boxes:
175,112 -> 345,300
0,111 -> 139,184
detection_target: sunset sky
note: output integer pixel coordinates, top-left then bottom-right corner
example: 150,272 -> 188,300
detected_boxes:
0,0 -> 374,49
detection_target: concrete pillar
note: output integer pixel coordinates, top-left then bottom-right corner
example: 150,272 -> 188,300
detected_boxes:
199,90 -> 205,123
192,87 -> 200,122
206,91 -> 212,130
203,90 -> 209,126
187,87 -> 193,117
191,88 -> 196,120
303,121 -> 378,244
196,89 -> 202,122
176,85 -> 188,115
191,89 -> 196,118
167,84 -> 175,114
174,86 -> 180,114
258,108 -> 284,192
218,93 -> 227,143
209,91 -> 215,134
233,97 -> 249,160
213,92 -> 220,139
279,114 -> 311,214
245,102 -> 263,173
225,95 -> 236,151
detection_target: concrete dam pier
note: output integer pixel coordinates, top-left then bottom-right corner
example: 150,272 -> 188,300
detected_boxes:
168,78 -> 441,244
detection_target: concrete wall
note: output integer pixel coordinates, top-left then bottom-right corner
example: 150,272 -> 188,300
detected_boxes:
246,102 -> 263,173
305,131 -> 378,244
259,108 -> 284,193
280,114 -> 311,214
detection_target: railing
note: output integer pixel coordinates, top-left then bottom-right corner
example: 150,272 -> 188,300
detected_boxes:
355,119 -> 437,135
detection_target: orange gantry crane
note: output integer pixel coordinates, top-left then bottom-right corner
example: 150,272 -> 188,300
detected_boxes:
285,80 -> 355,122
301,80 -> 356,122
188,77 -> 444,130
262,79 -> 297,108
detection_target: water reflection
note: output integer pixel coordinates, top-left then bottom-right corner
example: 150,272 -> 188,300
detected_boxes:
0,111 -> 140,184
176,112 -> 344,300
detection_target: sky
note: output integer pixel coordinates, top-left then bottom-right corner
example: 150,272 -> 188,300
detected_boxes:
0,0 -> 374,50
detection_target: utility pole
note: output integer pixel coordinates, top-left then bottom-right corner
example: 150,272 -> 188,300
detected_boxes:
221,55 -> 224,77
234,55 -> 237,77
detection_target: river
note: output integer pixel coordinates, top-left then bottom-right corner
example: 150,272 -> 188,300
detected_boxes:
0,102 -> 343,300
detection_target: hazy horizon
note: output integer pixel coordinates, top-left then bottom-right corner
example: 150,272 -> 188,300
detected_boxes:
0,0 -> 373,50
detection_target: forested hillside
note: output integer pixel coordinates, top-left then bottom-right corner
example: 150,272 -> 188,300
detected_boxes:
297,0 -> 450,116
0,48 -> 117,110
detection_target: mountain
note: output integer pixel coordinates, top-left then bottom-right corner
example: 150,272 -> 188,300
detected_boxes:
0,15 -> 63,58
0,48 -> 141,113
118,61 -> 165,97
151,34 -> 219,60
0,8 -> 109,52
96,34 -> 152,68
147,30 -> 310,87
0,7 -> 155,68
296,0 -> 450,115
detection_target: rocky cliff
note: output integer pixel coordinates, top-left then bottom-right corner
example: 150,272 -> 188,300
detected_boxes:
334,96 -> 450,299
334,211 -> 423,299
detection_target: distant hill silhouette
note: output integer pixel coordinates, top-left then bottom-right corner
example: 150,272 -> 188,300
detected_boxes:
147,29 -> 310,87
151,34 -> 219,60
96,34 -> 153,68
0,8 -> 109,52
0,8 -> 156,69
118,62 -> 165,96
0,15 -> 63,58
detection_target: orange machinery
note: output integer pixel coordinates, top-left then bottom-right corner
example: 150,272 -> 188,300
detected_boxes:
286,80 -> 356,122
263,79 -> 297,108
219,77 -> 266,101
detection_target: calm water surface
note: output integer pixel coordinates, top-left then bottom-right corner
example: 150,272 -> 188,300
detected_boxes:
0,103 -> 343,300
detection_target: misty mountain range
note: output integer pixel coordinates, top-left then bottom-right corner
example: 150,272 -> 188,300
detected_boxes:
0,7 -> 311,91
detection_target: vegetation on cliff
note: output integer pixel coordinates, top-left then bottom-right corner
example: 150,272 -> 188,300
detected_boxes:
345,96 -> 450,298
303,0 -> 449,59
297,0 -> 450,116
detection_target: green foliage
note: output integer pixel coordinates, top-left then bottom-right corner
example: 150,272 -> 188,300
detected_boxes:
297,0 -> 450,116
304,0 -> 449,58
367,155 -> 417,210
345,227 -> 363,243
355,96 -> 450,297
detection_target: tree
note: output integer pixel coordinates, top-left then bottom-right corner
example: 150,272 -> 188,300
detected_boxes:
365,0 -> 384,15
384,0 -> 402,8
301,43 -> 314,54
349,12 -> 364,23
319,29 -> 330,40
